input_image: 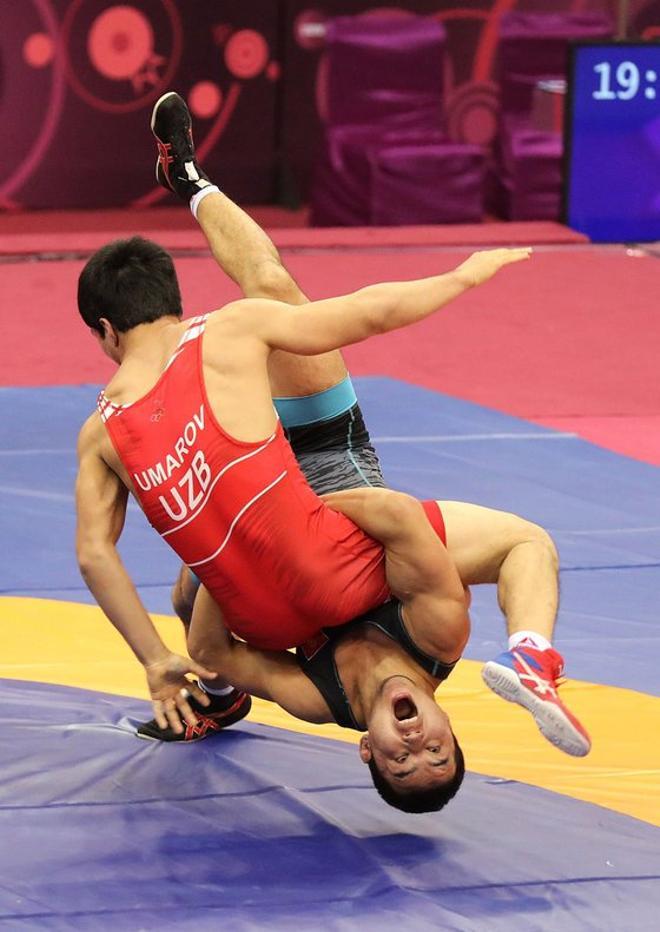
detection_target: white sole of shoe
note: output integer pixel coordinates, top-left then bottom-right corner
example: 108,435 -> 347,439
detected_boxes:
482,661 -> 591,757
150,90 -> 179,132
151,91 -> 183,189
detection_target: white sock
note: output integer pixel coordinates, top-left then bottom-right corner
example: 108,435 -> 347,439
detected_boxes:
199,679 -> 234,697
508,630 -> 552,652
190,183 -> 220,220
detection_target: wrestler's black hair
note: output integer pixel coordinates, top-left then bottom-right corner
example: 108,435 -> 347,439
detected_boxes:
367,732 -> 465,814
78,236 -> 183,335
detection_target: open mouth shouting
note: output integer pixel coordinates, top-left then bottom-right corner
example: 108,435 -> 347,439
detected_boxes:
392,691 -> 419,725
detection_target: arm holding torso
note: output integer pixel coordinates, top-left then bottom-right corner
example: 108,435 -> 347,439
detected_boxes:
188,585 -> 333,725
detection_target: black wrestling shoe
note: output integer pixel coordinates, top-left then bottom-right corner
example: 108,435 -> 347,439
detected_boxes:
136,687 -> 252,743
150,91 -> 212,201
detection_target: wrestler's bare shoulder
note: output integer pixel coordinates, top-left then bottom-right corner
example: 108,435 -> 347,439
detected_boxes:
77,411 -> 118,466
78,410 -> 104,449
206,298 -> 282,336
203,303 -> 273,373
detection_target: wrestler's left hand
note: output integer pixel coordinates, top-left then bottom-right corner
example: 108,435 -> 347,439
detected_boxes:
144,652 -> 216,734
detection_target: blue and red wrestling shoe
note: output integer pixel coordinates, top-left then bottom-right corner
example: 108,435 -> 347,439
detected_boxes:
136,687 -> 251,743
482,646 -> 591,757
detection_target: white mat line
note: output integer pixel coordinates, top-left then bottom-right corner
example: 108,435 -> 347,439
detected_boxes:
370,432 -> 579,443
561,526 -> 660,535
0,433 -> 579,455
0,485 -> 143,510
0,449 -> 70,456
0,485 -> 73,502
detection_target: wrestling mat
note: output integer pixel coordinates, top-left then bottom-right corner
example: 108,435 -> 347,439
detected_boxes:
1,377 -> 658,930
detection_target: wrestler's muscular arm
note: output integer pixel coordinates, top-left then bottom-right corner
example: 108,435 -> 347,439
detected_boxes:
75,415 -> 215,732
230,248 -> 531,357
188,586 -> 333,725
321,489 -> 470,663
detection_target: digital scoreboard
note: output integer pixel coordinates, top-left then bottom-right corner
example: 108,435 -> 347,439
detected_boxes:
564,42 -> 660,242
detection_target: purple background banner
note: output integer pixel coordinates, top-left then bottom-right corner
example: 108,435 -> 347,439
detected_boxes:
1,0 -> 656,209
1,0 -> 280,209
281,0 -> 625,200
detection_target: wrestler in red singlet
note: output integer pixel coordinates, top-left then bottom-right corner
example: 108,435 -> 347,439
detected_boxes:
99,316 -> 445,650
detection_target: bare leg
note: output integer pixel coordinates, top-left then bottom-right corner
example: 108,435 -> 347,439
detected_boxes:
195,192 -> 347,397
439,501 -> 559,641
186,584 -> 235,690
322,489 -> 470,661
443,502 -> 590,756
173,191 -> 352,625
171,564 -> 196,628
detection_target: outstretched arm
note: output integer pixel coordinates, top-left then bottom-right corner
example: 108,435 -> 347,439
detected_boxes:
226,248 -> 531,357
75,416 -> 215,732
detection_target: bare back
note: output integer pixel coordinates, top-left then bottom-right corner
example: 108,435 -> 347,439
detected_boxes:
96,303 -> 291,488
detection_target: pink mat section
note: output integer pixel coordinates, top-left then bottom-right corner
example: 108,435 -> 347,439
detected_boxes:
340,249 -> 660,419
532,416 -> 660,467
0,207 -> 309,236
1,218 -> 657,466
0,209 -> 586,257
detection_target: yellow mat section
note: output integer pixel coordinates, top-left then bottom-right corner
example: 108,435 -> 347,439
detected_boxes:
2,596 -> 659,826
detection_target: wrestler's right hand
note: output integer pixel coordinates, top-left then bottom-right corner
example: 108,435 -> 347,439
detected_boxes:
455,247 -> 532,288
144,651 -> 216,734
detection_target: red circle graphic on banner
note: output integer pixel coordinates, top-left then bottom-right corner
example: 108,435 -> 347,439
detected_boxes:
189,81 -> 222,119
61,0 -> 183,114
224,30 -> 268,80
23,32 -> 55,68
1,0 -> 67,202
88,5 -> 154,81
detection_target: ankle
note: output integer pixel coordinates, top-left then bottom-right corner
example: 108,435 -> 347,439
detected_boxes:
508,630 -> 552,652
190,184 -> 220,220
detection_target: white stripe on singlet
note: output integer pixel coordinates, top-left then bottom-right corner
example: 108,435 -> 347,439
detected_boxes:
161,433 -> 278,538
162,315 -> 208,373
97,315 -> 209,422
97,391 -> 128,423
187,469 -> 287,568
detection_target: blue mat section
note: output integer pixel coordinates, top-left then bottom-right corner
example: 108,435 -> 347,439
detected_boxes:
1,679 -> 658,931
1,380 -> 659,694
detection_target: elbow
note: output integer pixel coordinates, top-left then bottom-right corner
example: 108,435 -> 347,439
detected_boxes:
369,315 -> 390,337
361,287 -> 397,336
332,287 -> 384,341
363,285 -> 393,340
77,554 -> 98,582
76,542 -> 112,580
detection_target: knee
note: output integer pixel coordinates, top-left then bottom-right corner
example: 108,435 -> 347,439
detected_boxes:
251,259 -> 300,303
531,523 -> 559,570
187,622 -> 218,668
519,520 -> 559,572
